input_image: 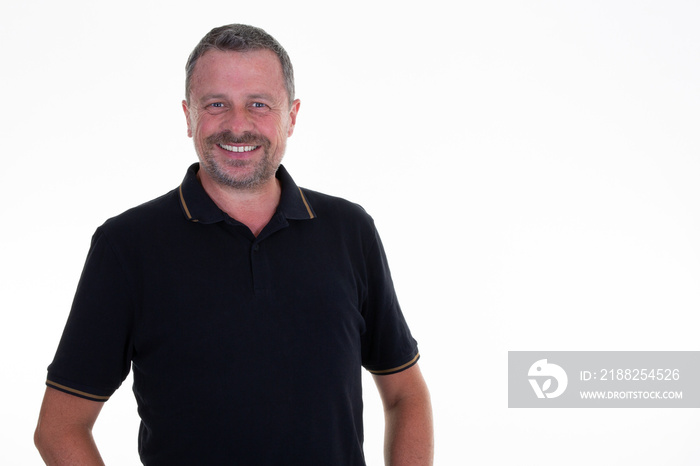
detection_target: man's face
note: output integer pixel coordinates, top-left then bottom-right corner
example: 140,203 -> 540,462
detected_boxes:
183,49 -> 300,191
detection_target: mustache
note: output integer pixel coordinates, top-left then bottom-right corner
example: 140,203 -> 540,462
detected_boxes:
206,131 -> 269,147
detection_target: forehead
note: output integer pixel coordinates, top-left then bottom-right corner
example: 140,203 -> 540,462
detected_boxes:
189,49 -> 286,99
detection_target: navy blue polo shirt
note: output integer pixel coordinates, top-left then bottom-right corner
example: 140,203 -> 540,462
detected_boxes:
46,163 -> 419,465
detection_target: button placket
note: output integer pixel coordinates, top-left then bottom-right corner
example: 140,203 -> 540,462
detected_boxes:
250,241 -> 265,295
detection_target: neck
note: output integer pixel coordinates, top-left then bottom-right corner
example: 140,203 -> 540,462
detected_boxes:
198,171 -> 282,237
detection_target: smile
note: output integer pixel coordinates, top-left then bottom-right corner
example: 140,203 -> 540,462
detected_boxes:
218,144 -> 259,153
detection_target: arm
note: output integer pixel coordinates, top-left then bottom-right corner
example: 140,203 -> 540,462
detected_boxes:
34,387 -> 106,466
373,363 -> 434,466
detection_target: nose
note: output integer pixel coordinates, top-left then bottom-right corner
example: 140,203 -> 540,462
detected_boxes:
221,105 -> 254,134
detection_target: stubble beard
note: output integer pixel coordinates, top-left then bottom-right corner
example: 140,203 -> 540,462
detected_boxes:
198,131 -> 282,191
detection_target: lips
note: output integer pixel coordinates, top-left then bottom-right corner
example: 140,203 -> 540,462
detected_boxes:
217,144 -> 260,153
207,131 -> 267,154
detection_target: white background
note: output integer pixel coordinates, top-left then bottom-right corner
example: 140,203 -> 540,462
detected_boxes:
2,1 -> 699,464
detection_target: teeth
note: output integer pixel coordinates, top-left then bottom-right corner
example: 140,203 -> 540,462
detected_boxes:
219,144 -> 258,153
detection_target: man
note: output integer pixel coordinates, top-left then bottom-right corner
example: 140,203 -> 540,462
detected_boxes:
34,24 -> 433,465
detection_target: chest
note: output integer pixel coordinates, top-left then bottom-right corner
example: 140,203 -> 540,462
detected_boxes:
128,220 -> 368,385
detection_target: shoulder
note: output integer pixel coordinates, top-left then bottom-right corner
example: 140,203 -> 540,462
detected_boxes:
97,187 -> 182,240
297,188 -> 382,255
301,188 -> 373,224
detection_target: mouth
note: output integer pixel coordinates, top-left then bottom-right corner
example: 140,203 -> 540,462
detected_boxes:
218,144 -> 260,153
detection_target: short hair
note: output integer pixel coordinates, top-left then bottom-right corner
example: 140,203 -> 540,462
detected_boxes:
185,24 -> 295,106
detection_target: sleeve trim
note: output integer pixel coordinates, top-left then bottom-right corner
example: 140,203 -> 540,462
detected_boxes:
367,352 -> 420,375
46,380 -> 111,402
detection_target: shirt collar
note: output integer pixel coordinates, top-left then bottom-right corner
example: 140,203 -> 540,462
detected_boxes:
178,163 -> 315,224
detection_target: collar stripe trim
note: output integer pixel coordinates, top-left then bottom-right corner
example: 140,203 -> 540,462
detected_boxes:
298,188 -> 315,219
179,184 -> 198,222
367,353 -> 420,375
46,380 -> 111,401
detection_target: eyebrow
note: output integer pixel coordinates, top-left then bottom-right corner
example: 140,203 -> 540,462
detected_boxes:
198,93 -> 278,104
198,93 -> 284,104
198,93 -> 228,102
247,93 -> 275,102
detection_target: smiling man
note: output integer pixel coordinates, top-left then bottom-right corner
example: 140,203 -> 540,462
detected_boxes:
185,48 -> 297,191
34,24 -> 433,465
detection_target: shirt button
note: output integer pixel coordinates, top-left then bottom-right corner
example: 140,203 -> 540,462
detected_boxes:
253,244 -> 260,252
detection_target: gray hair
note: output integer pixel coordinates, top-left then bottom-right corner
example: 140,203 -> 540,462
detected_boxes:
185,24 -> 295,106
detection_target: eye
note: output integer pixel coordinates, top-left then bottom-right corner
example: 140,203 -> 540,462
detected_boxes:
204,102 -> 227,114
251,102 -> 267,109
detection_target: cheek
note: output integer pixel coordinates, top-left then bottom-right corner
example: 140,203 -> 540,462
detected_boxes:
191,125 -> 210,150
272,117 -> 292,141
191,118 -> 213,141
274,126 -> 289,146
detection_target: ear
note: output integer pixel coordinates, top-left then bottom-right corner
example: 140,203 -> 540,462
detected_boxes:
287,99 -> 301,137
182,100 -> 193,138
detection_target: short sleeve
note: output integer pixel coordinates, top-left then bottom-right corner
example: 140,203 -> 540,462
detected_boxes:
46,228 -> 135,401
360,224 -> 419,375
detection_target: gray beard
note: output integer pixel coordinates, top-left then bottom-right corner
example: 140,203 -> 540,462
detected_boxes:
199,131 -> 279,190
201,150 -> 279,190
